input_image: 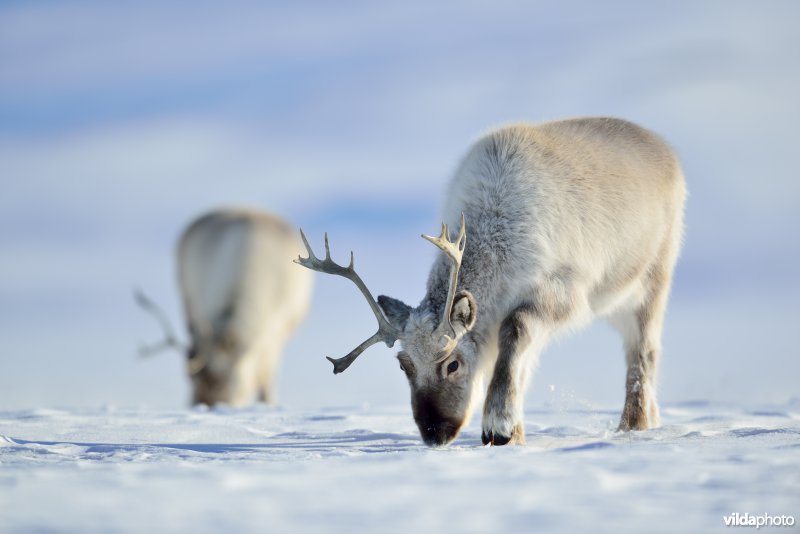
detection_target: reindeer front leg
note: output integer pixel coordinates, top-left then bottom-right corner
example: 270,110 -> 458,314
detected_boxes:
482,303 -> 541,446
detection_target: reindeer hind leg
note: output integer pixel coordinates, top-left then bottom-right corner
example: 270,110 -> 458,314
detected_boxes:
611,254 -> 675,431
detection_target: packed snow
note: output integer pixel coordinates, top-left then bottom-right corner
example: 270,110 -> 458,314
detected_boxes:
1,401 -> 797,533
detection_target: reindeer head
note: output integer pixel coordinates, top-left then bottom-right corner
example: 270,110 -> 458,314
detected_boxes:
296,215 -> 479,446
185,326 -> 256,407
135,290 -> 254,407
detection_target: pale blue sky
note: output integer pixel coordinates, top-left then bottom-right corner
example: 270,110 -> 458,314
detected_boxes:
1,1 -> 798,410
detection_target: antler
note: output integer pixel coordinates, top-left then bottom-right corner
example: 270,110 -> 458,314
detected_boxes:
294,231 -> 400,374
421,213 -> 466,355
134,287 -> 187,357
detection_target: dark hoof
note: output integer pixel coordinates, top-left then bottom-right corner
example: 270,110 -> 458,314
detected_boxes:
481,431 -> 511,446
491,433 -> 511,446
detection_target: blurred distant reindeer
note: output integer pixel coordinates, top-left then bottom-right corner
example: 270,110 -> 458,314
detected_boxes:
138,208 -> 312,406
297,118 -> 686,446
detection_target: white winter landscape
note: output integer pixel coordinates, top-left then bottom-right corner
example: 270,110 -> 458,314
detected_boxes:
1,2 -> 799,533
1,402 -> 798,533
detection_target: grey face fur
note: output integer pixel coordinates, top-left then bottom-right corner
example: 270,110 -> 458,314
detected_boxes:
186,333 -> 240,406
379,291 -> 479,446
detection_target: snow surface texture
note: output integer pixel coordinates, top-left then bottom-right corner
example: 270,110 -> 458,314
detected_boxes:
1,402 -> 798,533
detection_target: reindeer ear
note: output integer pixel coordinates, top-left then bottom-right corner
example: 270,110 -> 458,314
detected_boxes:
450,290 -> 477,334
378,295 -> 411,331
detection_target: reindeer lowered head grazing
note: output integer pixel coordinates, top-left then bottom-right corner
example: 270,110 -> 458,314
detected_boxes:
138,207 -> 313,407
298,117 -> 686,446
295,217 -> 476,446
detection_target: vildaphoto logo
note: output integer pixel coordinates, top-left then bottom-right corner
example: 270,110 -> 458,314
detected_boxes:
723,513 -> 795,528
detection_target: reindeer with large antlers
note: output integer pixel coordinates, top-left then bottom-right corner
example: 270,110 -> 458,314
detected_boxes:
298,117 -> 686,446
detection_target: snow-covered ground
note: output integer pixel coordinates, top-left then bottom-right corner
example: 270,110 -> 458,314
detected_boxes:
2,402 -> 798,533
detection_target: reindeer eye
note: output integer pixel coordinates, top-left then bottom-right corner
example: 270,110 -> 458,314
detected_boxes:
447,361 -> 459,374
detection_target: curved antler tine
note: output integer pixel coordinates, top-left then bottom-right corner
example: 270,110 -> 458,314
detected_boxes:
294,230 -> 400,373
134,287 -> 186,357
326,328 -> 395,374
295,228 -> 315,264
421,214 -> 468,351
327,354 -> 357,374
324,232 -> 332,261
456,212 -> 466,250
421,214 -> 466,263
